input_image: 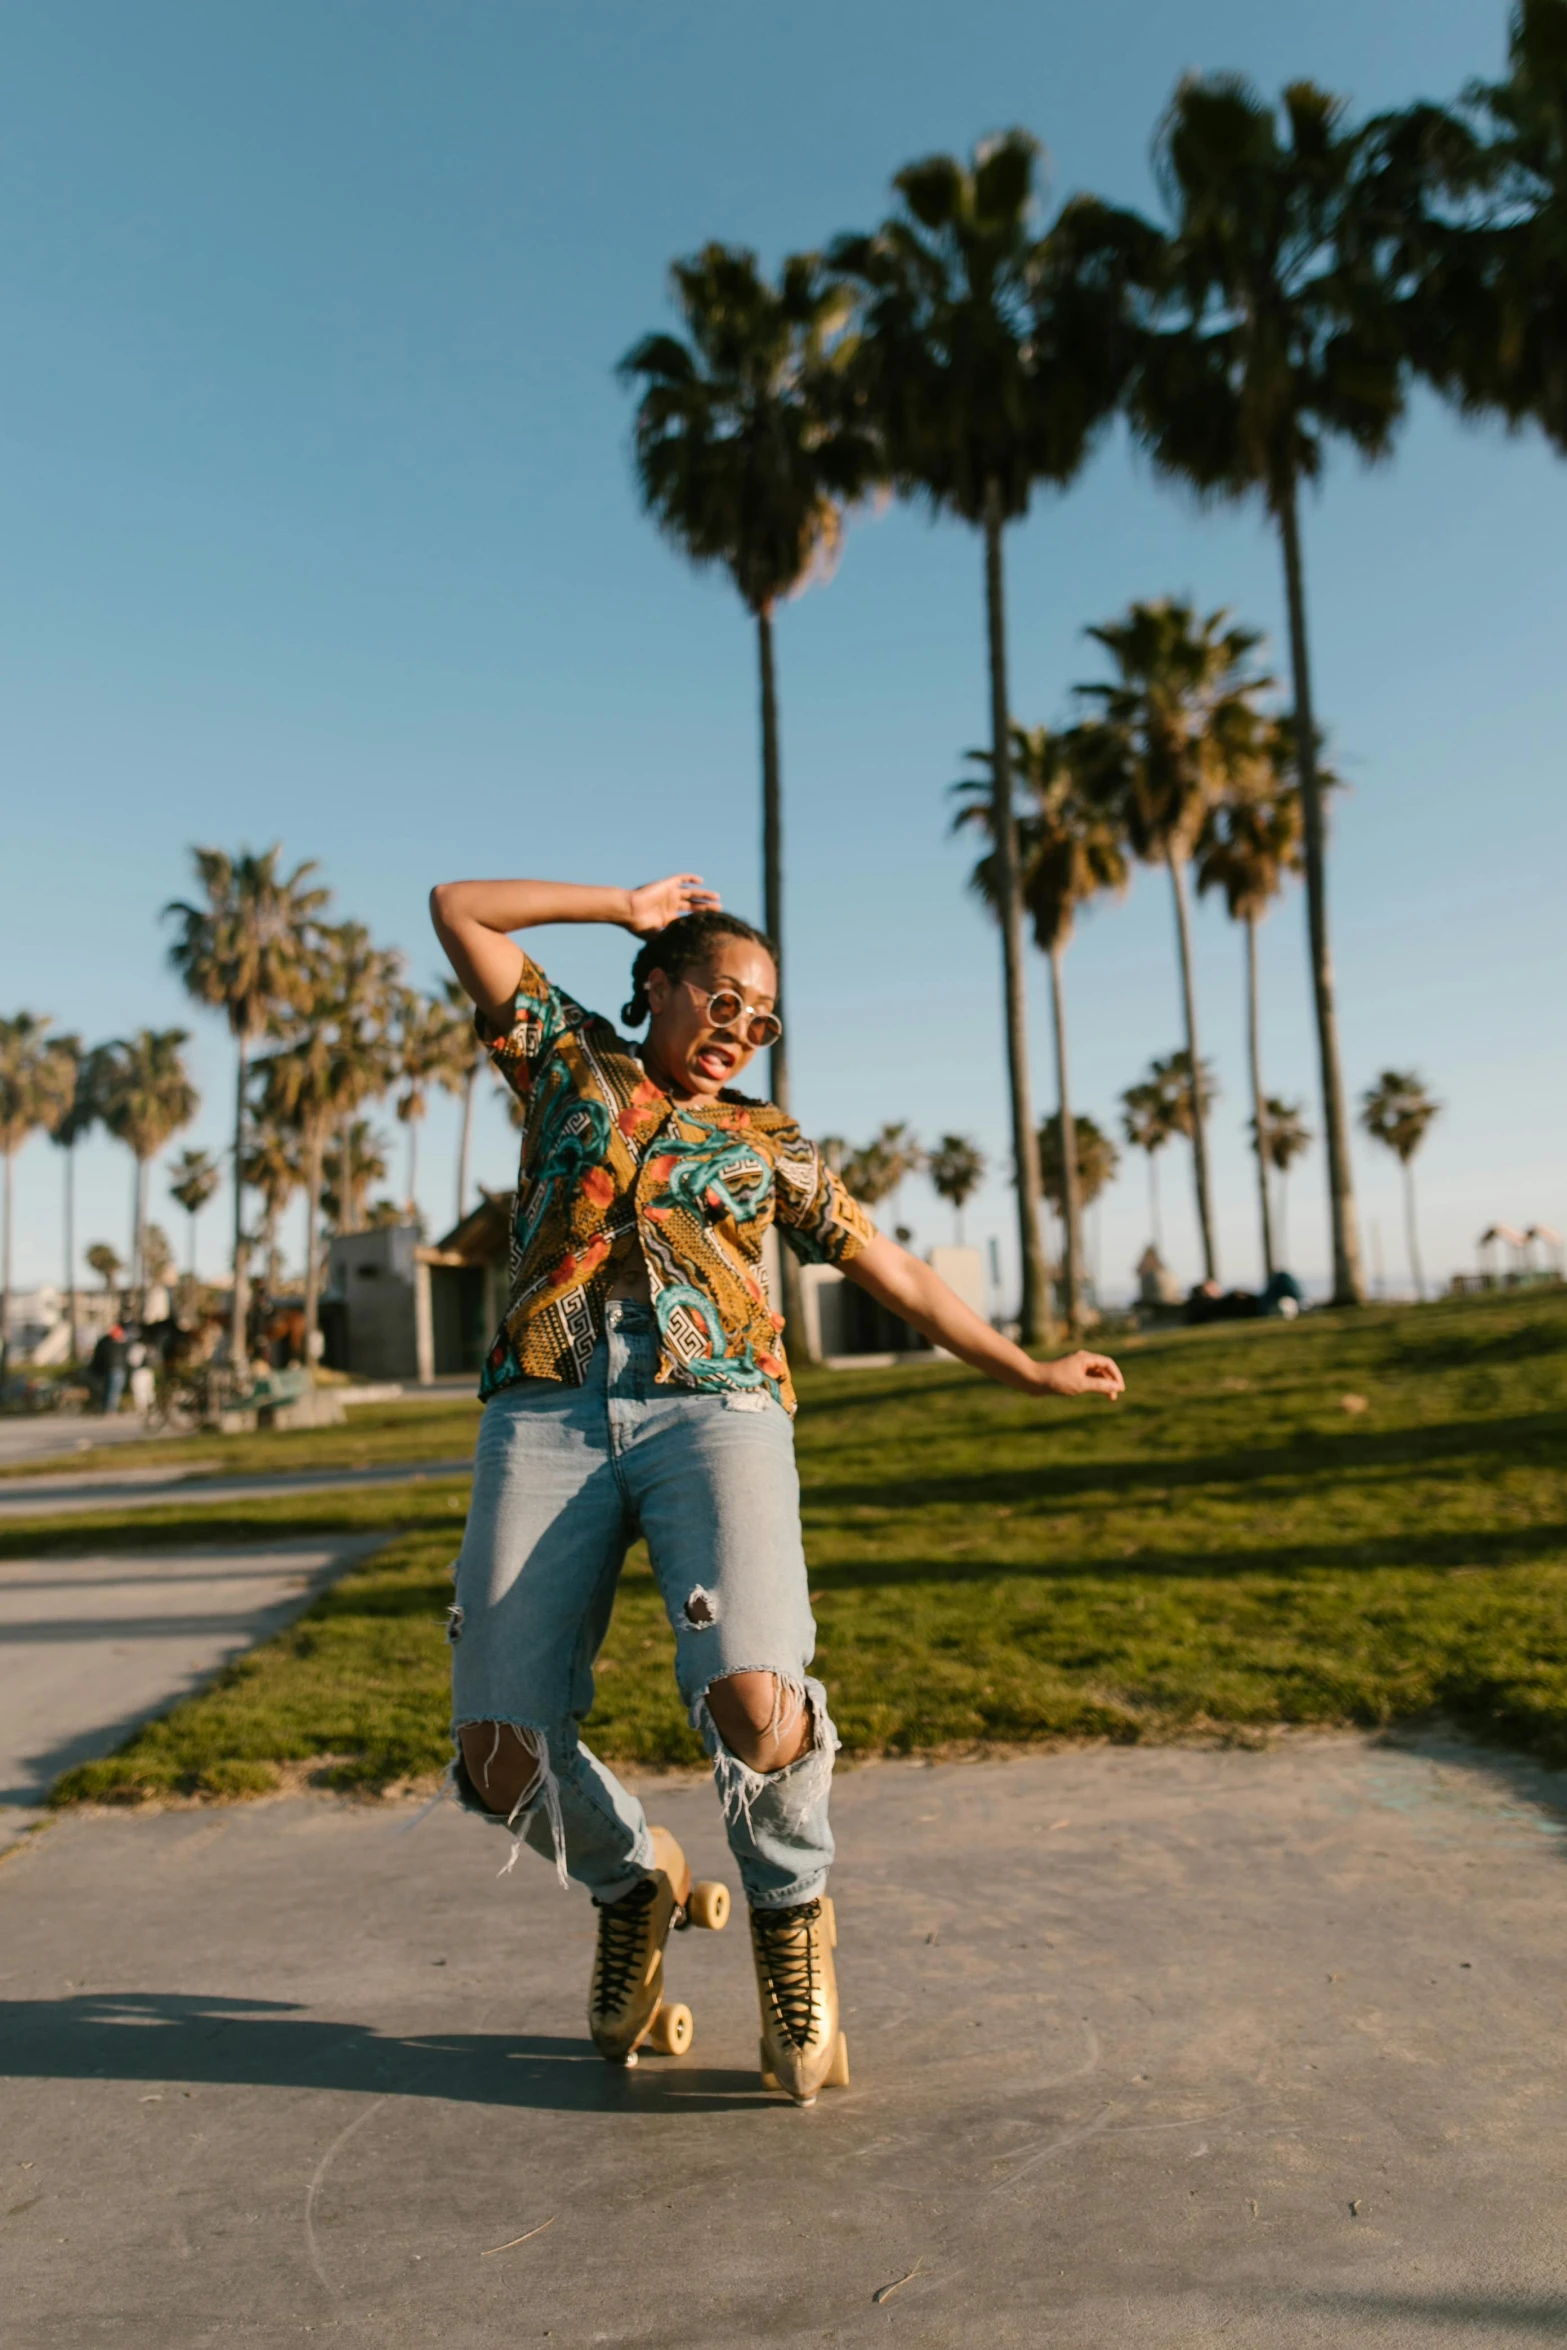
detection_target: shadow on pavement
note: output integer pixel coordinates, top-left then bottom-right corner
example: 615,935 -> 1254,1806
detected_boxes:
1302,2293 -> 1567,2337
0,1990 -> 775,2115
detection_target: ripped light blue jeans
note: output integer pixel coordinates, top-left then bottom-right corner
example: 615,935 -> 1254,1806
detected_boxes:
449,1302 -> 836,1910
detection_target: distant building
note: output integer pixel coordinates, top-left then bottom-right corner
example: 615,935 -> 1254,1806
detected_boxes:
323,1198 -> 511,1384
2,1286 -> 121,1365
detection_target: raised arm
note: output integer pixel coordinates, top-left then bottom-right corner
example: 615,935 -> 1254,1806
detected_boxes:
429,875 -> 720,1024
843,1233 -> 1124,1401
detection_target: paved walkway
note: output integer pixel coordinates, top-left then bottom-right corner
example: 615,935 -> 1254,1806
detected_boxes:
0,1457 -> 473,1521
0,1413 -> 161,1471
0,1537 -> 381,1848
5,1736 -> 1567,2345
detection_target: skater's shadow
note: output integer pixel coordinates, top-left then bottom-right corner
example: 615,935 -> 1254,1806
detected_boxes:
0,1992 -> 774,2114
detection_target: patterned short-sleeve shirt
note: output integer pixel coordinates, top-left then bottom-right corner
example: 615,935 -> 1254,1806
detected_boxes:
476,949 -> 875,1414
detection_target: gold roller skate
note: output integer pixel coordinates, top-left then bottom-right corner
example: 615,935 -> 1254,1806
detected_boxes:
589,1825 -> 730,2066
751,1896 -> 851,2106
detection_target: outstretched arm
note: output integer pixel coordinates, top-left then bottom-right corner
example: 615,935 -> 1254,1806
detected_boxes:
429,874 -> 720,1024
842,1232 -> 1124,1401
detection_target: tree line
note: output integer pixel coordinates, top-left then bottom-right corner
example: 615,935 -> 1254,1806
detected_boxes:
617,0 -> 1560,1340
0,851 -> 487,1376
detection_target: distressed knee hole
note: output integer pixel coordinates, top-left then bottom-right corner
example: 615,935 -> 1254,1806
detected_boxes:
458,1721 -> 548,1818
702,1671 -> 807,1773
683,1586 -> 718,1630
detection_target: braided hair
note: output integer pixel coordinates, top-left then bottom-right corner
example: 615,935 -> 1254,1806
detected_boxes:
621,910 -> 778,1029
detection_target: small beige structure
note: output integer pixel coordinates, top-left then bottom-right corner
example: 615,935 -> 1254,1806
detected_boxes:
325,1199 -> 511,1384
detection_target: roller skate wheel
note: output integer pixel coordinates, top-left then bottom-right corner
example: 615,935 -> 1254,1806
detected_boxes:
646,2001 -> 693,2057
826,2031 -> 851,2089
687,1879 -> 730,1931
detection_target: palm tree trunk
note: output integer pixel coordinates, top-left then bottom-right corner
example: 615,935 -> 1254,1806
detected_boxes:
134,1156 -> 148,1317
65,1142 -> 80,1362
1148,1151 -> 1162,1253
1166,846 -> 1217,1282
1245,913 -> 1276,1282
1403,1159 -> 1425,1303
0,1150 -> 12,1382
1277,477 -> 1365,1307
982,481 -> 1051,1347
456,1062 -> 477,1229
1048,942 -> 1084,1330
303,1119 -> 325,1358
407,1113 -> 420,1220
756,605 -> 807,1356
231,1033 -> 251,1366
1279,1176 -> 1291,1272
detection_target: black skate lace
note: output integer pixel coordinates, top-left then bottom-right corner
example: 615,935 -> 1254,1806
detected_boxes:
593,1876 -> 658,2014
753,1900 -> 821,2050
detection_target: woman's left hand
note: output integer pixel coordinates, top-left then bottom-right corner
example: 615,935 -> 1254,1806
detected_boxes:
1033,1350 -> 1125,1400
625,874 -> 723,936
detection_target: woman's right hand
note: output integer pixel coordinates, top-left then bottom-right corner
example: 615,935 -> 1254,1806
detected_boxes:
625,874 -> 722,937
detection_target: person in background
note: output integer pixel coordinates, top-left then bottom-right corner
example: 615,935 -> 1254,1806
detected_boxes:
90,1324 -> 129,1416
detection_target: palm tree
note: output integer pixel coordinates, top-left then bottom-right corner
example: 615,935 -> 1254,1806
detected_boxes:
437,976 -> 486,1228
1360,1071 -> 1440,1301
243,1118 -> 303,1294
1195,733 -> 1306,1280
141,1224 -> 176,1296
323,1120 -> 388,1235
1127,1049 -> 1219,1269
1039,1109 -> 1120,1311
1072,599 -> 1274,1280
1387,2 -> 1567,448
168,1147 -> 221,1281
96,1030 -> 199,1310
164,846 -> 328,1361
620,244 -> 876,1348
86,1242 -> 123,1307
1254,1095 -> 1313,1268
954,723 -> 1128,1327
322,923 -> 403,1237
831,136 -> 1149,1344
1126,78 -> 1397,1306
393,988 -> 458,1220
927,1135 -> 987,1245
1120,1074 -> 1183,1254
0,1012 -> 76,1379
1039,1110 -> 1120,1214
44,1035 -> 95,1361
829,1124 -> 923,1224
254,1013 -> 337,1359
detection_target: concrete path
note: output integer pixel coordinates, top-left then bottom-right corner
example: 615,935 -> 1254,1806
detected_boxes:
4,1735 -> 1567,2345
0,1538 -> 381,1848
0,1457 -> 473,1521
0,1413 -> 161,1471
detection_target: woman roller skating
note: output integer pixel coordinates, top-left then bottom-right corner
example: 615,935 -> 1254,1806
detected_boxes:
431,871 -> 1124,2104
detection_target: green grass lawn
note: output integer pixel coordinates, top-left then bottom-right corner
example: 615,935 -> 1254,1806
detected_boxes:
43,1287 -> 1567,1806
1,1396 -> 483,1482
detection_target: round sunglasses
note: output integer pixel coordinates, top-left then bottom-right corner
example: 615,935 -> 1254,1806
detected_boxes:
681,977 -> 783,1051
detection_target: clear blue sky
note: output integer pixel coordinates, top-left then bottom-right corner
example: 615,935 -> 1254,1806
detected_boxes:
3,0 -> 1561,1308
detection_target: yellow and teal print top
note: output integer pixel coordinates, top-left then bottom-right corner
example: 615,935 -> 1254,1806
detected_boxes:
477,950 -> 874,1414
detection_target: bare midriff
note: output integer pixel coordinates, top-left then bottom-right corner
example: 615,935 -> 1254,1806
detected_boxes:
605,1225 -> 652,1304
